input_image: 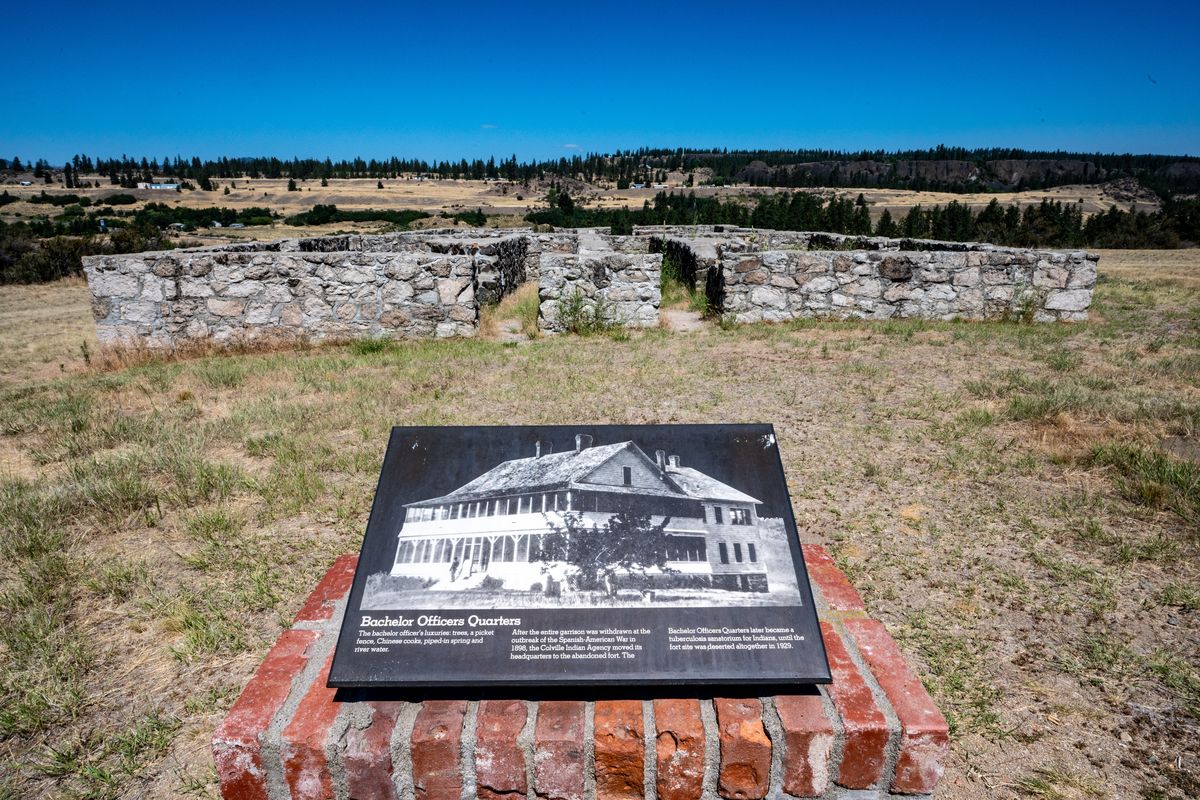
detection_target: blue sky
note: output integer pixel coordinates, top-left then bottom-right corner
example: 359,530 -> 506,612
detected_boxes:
4,0 -> 1197,163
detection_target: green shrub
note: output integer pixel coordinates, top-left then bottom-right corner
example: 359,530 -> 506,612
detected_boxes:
26,192 -> 82,206
1,236 -> 90,283
348,338 -> 393,355
454,208 -> 487,227
285,204 -> 428,228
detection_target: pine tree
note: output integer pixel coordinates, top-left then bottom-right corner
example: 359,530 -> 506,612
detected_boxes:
853,203 -> 872,235
875,209 -> 899,237
287,178 -> 298,191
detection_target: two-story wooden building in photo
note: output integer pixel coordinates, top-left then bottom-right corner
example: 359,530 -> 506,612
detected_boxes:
390,434 -> 770,592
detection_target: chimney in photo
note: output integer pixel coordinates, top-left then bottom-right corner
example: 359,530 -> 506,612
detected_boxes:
668,455 -> 680,468
535,440 -> 553,458
655,449 -> 667,470
575,434 -> 593,452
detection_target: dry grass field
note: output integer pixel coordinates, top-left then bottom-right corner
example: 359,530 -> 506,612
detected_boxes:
1,250 -> 1198,799
0,174 -> 1156,237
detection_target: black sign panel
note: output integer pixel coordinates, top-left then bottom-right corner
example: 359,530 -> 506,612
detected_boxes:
328,425 -> 830,687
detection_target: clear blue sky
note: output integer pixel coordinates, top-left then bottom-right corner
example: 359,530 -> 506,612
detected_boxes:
4,0 -> 1197,164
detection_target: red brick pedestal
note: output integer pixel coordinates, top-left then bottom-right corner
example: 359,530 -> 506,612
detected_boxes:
213,545 -> 948,799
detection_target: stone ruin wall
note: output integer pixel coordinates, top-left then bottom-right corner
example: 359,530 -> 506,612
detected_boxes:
85,249 -> 480,344
83,229 -> 573,345
638,226 -> 1097,323
537,253 -> 662,333
719,247 -> 1096,324
84,225 -> 1097,346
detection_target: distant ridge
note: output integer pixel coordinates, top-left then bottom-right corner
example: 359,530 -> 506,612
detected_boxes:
6,146 -> 1200,196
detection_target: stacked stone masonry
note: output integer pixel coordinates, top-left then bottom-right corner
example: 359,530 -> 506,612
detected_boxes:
633,226 -> 1096,324
537,253 -> 663,333
212,544 -> 949,800
85,225 -> 1096,346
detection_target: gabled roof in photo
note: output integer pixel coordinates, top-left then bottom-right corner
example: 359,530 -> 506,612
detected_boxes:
408,440 -> 762,507
666,465 -> 762,505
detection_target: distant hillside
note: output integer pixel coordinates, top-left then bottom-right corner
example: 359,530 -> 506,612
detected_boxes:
729,156 -> 1200,194
4,146 -> 1199,198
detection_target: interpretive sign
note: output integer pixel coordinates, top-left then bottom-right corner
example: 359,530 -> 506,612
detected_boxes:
328,424 -> 831,687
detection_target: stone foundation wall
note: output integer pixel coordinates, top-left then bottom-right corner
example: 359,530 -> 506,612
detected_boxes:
213,545 -> 949,800
85,249 -> 479,344
538,253 -> 662,332
631,226 -> 1098,322
719,247 -> 1096,323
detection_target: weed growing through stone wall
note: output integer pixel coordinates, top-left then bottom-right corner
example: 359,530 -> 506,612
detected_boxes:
556,290 -> 617,335
998,284 -> 1049,324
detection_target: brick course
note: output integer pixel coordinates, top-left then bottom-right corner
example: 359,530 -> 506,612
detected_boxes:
534,700 -> 587,800
212,545 -> 948,799
714,698 -> 772,799
846,619 -> 949,794
653,699 -> 705,800
593,700 -> 645,799
474,700 -> 529,799
774,692 -> 835,797
410,700 -> 467,798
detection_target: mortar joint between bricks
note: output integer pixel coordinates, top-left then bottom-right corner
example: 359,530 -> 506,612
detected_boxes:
390,701 -> 421,800
460,700 -> 481,800
760,696 -> 786,800
583,700 -> 597,800
325,701 -> 355,800
642,699 -> 656,800
699,698 -> 721,800
820,684 -> 847,796
519,700 -> 537,800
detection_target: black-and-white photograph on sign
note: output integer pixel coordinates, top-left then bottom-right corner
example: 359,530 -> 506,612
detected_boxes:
328,425 -> 830,688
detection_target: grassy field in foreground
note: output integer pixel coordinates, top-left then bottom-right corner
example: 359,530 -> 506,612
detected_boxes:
0,250 -> 1198,799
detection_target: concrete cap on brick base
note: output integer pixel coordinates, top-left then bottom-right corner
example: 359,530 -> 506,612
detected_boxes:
212,545 -> 949,800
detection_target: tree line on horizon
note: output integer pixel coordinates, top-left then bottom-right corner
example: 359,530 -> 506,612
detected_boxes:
529,190 -> 1200,250
4,145 -> 1199,196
